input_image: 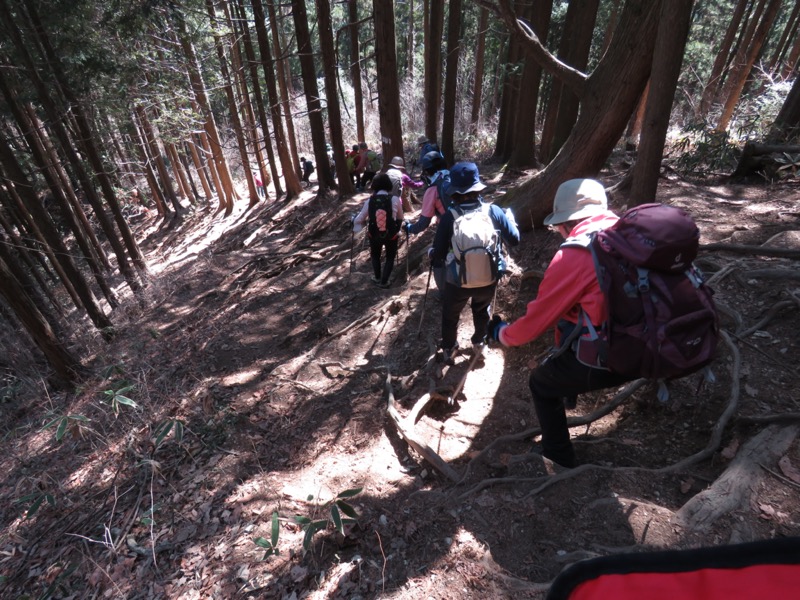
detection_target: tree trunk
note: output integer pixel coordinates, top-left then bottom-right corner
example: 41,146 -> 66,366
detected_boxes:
494,27 -> 522,161
716,0 -> 782,132
373,0 -> 405,163
348,0 -> 366,143
0,257 -> 85,385
501,0 -> 662,229
698,0 -> 751,116
767,1 -> 800,74
187,136 -> 214,201
424,0 -> 444,142
440,0 -> 462,163
407,0 -> 415,77
135,105 -> 183,217
268,0 -> 303,182
252,0 -> 303,198
629,0 -> 693,206
509,0 -> 552,168
176,15 -> 238,214
291,0 -> 336,192
235,0 -> 280,197
770,74 -> 800,142
470,7 -> 489,133
131,115 -> 170,218
316,0 -> 353,192
539,0 -> 600,163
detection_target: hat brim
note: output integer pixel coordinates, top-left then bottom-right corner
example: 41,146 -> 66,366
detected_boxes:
543,205 -> 605,226
449,182 -> 487,196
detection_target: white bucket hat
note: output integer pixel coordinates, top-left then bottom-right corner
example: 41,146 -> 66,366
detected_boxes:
543,179 -> 608,226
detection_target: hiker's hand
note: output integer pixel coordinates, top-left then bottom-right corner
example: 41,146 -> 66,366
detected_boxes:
427,247 -> 434,260
403,221 -> 412,233
486,315 -> 508,345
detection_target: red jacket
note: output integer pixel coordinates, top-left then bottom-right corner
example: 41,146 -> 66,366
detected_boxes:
499,211 -> 619,348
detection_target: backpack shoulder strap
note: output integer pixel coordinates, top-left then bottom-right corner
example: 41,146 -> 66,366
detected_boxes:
560,231 -> 595,250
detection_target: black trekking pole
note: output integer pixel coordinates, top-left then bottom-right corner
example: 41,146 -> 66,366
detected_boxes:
405,228 -> 410,281
416,264 -> 433,338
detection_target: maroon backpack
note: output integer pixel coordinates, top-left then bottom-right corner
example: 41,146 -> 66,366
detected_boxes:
563,203 -> 718,380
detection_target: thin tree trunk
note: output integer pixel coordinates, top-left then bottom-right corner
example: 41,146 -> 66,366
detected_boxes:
424,0 -> 444,142
470,8 -> 489,132
187,137 -> 214,201
767,1 -> 800,74
131,115 -> 170,218
135,105 -> 183,217
316,0 -> 353,191
494,27 -> 522,160
292,0 -> 336,192
268,0 -> 303,182
0,257 -> 85,385
440,0 -> 462,163
407,0 -> 415,77
252,0 -> 303,198
716,0 -> 783,132
348,0 -> 365,143
698,0 -> 752,116
629,0 -> 693,205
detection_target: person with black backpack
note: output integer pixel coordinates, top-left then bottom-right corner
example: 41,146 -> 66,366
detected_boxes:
352,173 -> 404,288
430,162 -> 520,364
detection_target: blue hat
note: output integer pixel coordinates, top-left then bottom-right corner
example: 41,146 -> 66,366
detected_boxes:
447,162 -> 487,195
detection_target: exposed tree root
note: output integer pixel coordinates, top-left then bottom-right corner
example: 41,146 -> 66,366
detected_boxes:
736,299 -> 796,338
737,412 -> 800,424
741,268 -> 800,281
699,242 -> 800,259
674,424 -> 799,532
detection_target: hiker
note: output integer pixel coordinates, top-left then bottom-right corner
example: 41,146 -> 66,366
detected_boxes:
300,157 -> 315,184
416,135 -> 442,169
355,142 -> 379,191
346,145 -> 360,187
430,162 -> 520,365
352,173 -> 404,288
486,179 -> 636,469
386,156 -> 424,212
403,151 -> 450,291
252,170 -> 265,198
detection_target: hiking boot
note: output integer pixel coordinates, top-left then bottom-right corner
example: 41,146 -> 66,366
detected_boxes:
441,344 -> 458,365
370,276 -> 381,284
377,281 -> 391,289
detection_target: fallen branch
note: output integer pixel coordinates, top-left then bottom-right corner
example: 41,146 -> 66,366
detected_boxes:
736,299 -> 796,338
385,372 -> 461,483
699,243 -> 800,259
740,268 -> 800,281
737,412 -> 800,424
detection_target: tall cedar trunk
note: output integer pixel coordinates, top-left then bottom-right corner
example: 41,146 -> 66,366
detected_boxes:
193,102 -> 226,205
0,257 -> 84,385
0,208 -> 64,315
206,0 -> 258,207
470,8 -> 489,132
31,106 -> 110,269
716,0 -> 782,132
424,0 -> 444,141
135,106 -> 183,216
0,135 -> 114,336
494,28 -> 522,160
176,17 -> 238,214
252,0 -> 303,198
407,0 -> 415,76
131,115 -> 170,217
235,0 -> 280,197
348,0 -> 365,142
698,0 -> 752,116
0,81 -> 118,306
373,0 -> 405,163
21,1 -> 147,275
625,80 -> 650,148
539,0 -> 599,163
629,0 -> 693,205
291,0 -> 335,192
167,142 -> 194,203
187,136 -> 215,200
509,0 -> 552,168
781,26 -> 800,78
316,0 -> 353,192
504,0 -> 662,229
227,0 -> 266,207
440,0 -> 462,163
767,2 -> 800,74
268,0 -> 303,181
0,56 -> 143,295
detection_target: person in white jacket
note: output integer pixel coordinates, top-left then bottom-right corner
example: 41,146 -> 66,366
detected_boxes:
353,173 -> 404,288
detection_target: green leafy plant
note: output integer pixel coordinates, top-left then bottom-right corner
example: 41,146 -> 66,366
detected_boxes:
152,419 -> 185,449
41,414 -> 90,442
294,487 -> 362,551
15,491 -> 55,519
774,152 -> 800,178
253,511 -> 281,559
103,384 -> 138,415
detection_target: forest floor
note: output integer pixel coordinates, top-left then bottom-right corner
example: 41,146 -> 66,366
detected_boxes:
1,164 -> 800,599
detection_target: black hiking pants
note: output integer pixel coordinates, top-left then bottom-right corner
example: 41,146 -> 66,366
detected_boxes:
441,282 -> 495,351
369,236 -> 398,285
529,350 -> 632,468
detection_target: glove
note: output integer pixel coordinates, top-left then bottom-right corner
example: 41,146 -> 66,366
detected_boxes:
350,214 -> 356,225
403,221 -> 412,233
486,314 -> 508,345
427,247 -> 434,260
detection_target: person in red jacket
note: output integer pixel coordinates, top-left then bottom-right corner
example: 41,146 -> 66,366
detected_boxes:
486,179 -> 635,469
